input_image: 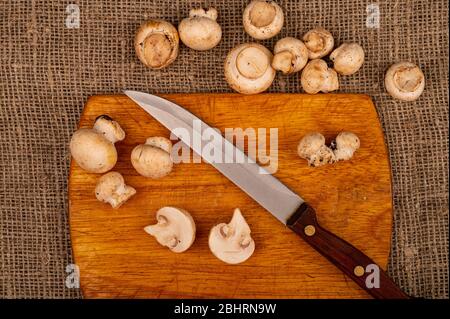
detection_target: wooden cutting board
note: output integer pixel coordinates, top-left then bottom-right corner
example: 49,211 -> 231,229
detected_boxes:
69,94 -> 392,298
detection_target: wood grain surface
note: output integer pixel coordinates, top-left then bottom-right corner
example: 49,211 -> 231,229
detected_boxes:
69,94 -> 393,298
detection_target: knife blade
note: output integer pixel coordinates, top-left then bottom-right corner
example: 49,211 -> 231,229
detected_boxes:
124,90 -> 409,299
124,90 -> 303,224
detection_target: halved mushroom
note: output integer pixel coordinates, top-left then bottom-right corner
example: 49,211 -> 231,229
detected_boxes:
224,43 -> 276,94
70,115 -> 125,173
243,0 -> 284,40
302,27 -> 334,59
134,20 -> 179,69
178,7 -> 222,51
301,59 -> 339,94
297,132 -> 336,167
131,136 -> 173,178
385,62 -> 425,101
330,43 -> 365,75
208,208 -> 255,264
95,172 -> 136,209
330,131 -> 360,161
144,207 -> 196,253
272,37 -> 309,74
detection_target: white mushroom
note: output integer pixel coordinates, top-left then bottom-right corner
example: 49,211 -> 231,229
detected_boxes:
331,131 -> 360,161
70,115 -> 125,173
271,37 -> 309,74
243,0 -> 284,40
208,208 -> 255,264
131,136 -> 173,179
95,172 -> 136,209
302,27 -> 334,59
224,43 -> 276,94
330,43 -> 365,75
301,59 -> 339,94
134,20 -> 179,69
178,7 -> 222,51
297,132 -> 336,167
144,207 -> 196,253
385,62 -> 425,101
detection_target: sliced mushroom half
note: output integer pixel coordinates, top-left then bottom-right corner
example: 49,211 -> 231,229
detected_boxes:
144,207 -> 196,253
208,208 -> 255,264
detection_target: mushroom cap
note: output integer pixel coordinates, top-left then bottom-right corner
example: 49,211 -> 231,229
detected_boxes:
302,27 -> 334,59
224,43 -> 276,94
243,0 -> 284,40
301,59 -> 339,94
70,128 -> 118,173
131,137 -> 173,178
134,20 -> 179,69
297,132 -> 336,167
208,208 -> 255,264
330,43 -> 365,75
144,207 -> 196,253
95,172 -> 136,209
272,37 -> 309,74
93,115 -> 126,143
332,131 -> 360,161
385,62 -> 425,101
178,8 -> 222,51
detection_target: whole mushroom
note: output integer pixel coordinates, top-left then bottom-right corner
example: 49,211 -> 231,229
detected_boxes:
131,136 -> 173,179
272,37 -> 309,74
70,115 -> 125,173
330,43 -> 365,75
95,172 -> 136,209
134,20 -> 179,69
302,27 -> 334,59
243,0 -> 284,40
178,7 -> 222,51
144,207 -> 196,253
385,62 -> 425,101
224,43 -> 276,94
331,131 -> 360,161
297,132 -> 336,167
208,208 -> 255,264
301,59 -> 339,94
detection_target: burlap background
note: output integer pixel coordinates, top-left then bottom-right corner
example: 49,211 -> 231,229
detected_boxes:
0,0 -> 448,298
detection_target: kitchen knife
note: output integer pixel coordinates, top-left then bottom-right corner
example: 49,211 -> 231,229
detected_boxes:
124,90 -> 409,299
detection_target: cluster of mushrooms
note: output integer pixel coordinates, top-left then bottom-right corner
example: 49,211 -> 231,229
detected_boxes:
134,0 -> 425,100
70,116 -> 255,264
70,1 -> 428,265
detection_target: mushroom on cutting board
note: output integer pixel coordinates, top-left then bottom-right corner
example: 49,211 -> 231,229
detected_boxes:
331,132 -> 360,161
385,62 -> 425,101
95,172 -> 136,209
302,27 -> 334,59
271,37 -> 309,74
224,43 -> 276,94
301,59 -> 339,94
134,20 -> 179,69
131,136 -> 173,179
297,132 -> 336,167
208,208 -> 255,264
144,207 -> 196,253
70,115 -> 125,174
330,43 -> 365,75
178,7 -> 222,51
243,0 -> 284,40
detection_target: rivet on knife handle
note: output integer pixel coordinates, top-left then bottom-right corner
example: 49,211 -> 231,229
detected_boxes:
287,203 -> 410,299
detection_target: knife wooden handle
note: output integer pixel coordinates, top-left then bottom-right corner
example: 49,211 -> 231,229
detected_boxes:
286,203 -> 410,299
